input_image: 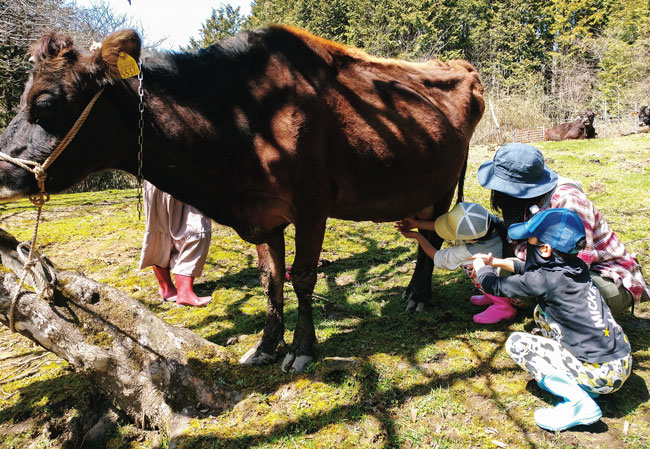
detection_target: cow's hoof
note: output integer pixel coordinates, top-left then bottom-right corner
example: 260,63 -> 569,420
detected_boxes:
281,353 -> 314,373
405,299 -> 416,313
239,346 -> 276,365
406,299 -> 425,314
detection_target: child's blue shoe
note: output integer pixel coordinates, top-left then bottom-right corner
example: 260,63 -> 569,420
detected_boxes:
534,372 -> 602,431
534,396 -> 602,431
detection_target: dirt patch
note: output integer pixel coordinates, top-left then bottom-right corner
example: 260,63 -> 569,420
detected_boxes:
588,180 -> 607,194
465,394 -> 498,423
0,416 -> 40,437
618,160 -> 647,173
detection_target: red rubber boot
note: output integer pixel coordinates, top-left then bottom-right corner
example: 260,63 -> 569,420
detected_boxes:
152,265 -> 177,301
175,275 -> 212,307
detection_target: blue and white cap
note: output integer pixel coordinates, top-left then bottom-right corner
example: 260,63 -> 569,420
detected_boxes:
507,208 -> 585,253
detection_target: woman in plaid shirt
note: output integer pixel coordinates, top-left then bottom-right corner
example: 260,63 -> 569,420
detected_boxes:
477,143 -> 649,315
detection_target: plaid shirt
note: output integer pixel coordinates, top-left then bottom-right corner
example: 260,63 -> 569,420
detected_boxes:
515,179 -> 649,306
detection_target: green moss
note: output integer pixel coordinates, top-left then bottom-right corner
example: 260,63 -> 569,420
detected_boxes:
88,331 -> 114,348
0,432 -> 35,449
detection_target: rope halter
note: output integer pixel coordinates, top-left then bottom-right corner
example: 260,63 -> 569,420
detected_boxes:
0,87 -> 104,332
0,88 -> 105,198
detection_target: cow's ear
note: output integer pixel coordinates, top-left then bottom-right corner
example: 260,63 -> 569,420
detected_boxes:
29,32 -> 74,63
97,29 -> 142,81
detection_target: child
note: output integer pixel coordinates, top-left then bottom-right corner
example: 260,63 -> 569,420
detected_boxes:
472,208 -> 632,431
395,202 -> 515,323
139,180 -> 213,307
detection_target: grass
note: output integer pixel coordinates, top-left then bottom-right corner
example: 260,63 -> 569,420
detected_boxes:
0,133 -> 649,448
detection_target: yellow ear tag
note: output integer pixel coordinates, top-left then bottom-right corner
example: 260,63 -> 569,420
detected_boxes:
117,51 -> 140,79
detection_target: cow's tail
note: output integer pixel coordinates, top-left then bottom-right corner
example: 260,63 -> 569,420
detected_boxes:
455,146 -> 468,205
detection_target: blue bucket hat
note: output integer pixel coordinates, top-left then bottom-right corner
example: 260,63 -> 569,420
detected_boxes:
477,143 -> 558,199
507,208 -> 585,253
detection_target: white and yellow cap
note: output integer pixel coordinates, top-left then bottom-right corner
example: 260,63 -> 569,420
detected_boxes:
434,202 -> 490,241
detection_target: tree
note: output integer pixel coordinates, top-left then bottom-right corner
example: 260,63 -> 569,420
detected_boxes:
544,0 -> 614,56
467,0 -> 552,95
591,0 -> 650,114
542,0 -> 614,116
248,0 -> 350,43
186,4 -> 246,50
344,0 -> 445,59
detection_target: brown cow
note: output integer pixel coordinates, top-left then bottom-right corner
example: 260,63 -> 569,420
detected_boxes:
544,111 -> 596,141
0,27 -> 484,372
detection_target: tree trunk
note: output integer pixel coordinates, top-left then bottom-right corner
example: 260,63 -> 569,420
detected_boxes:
0,227 -> 235,436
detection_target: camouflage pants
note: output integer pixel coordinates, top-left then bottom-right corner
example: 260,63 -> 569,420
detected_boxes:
505,305 -> 632,395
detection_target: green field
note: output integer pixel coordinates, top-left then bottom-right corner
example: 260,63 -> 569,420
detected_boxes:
1,134 -> 649,448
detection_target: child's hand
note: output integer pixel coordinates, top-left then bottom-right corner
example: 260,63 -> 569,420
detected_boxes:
471,252 -> 493,271
395,218 -> 416,232
471,252 -> 494,264
472,256 -> 486,271
394,225 -> 419,239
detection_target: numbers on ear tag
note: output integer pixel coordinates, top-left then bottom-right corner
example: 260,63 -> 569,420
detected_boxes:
117,51 -> 140,79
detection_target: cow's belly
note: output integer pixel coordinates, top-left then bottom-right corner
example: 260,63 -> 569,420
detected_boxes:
326,151 -> 465,221
329,184 -> 454,222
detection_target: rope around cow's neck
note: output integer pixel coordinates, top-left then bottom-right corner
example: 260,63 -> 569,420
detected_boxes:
0,87 -> 104,332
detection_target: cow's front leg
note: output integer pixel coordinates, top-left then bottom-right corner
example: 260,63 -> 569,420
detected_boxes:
403,229 -> 439,313
281,217 -> 326,372
240,229 -> 285,366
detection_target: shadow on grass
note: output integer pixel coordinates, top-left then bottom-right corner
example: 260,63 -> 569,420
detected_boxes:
185,243 -> 412,346
177,328 -> 537,448
171,271 -> 551,448
175,259 -> 650,448
5,217 -> 650,449
0,372 -> 99,427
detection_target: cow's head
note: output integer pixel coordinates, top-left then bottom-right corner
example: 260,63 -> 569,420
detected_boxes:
581,110 -> 595,127
639,106 -> 650,126
0,30 -> 141,200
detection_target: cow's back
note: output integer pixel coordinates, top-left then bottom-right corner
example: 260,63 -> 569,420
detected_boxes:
260,27 -> 485,220
545,121 -> 581,141
174,27 -> 484,228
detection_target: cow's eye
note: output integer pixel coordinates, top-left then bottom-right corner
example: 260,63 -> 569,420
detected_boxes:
30,93 -> 56,123
34,94 -> 54,111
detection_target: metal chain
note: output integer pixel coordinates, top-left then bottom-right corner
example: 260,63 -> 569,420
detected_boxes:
136,61 -> 144,220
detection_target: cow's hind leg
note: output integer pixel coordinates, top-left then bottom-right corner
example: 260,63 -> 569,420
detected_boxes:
281,217 -> 327,372
240,229 -> 286,365
403,192 -> 455,313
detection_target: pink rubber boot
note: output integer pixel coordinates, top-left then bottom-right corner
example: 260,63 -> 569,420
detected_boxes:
152,266 -> 177,301
473,294 -> 516,324
470,294 -> 493,306
466,267 -> 493,306
175,275 -> 212,307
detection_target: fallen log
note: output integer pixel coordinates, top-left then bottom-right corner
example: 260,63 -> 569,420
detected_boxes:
0,227 -> 235,436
